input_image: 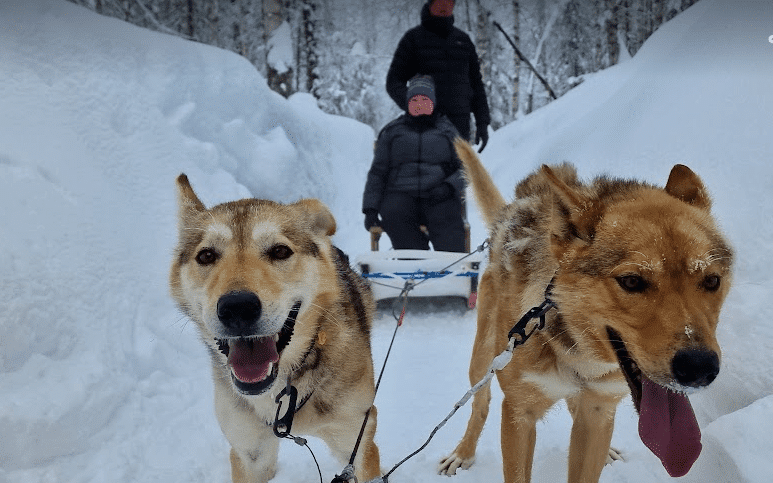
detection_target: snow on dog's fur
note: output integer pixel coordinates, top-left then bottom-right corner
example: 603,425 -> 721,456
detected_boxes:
439,140 -> 733,482
170,175 -> 380,483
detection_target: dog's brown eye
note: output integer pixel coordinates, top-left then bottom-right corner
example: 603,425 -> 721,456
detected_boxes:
268,244 -> 293,260
195,248 -> 219,265
617,275 -> 649,293
702,275 -> 721,292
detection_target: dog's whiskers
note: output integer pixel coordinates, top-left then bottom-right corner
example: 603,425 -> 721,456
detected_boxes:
543,328 -> 570,346
307,302 -> 344,329
566,327 -> 593,354
610,259 -> 659,274
704,248 -> 732,264
166,308 -> 189,327
164,311 -> 194,341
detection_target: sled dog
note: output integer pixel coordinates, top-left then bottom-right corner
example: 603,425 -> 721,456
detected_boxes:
170,175 -> 380,483
438,141 -> 733,482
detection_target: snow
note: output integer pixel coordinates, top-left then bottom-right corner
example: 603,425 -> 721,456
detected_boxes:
267,21 -> 294,75
0,0 -> 771,482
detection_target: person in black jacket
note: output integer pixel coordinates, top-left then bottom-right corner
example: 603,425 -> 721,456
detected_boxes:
386,0 -> 491,152
362,75 -> 465,252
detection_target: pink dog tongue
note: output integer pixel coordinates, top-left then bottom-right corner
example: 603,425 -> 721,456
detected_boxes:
638,378 -> 702,477
228,337 -> 278,383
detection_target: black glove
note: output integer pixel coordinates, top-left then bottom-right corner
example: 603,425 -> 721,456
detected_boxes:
475,125 -> 489,153
363,209 -> 380,231
428,182 -> 454,205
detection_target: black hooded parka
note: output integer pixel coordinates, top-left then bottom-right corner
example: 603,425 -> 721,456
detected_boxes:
386,2 -> 490,138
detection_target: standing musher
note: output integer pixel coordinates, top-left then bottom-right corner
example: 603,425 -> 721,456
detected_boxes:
386,0 -> 491,153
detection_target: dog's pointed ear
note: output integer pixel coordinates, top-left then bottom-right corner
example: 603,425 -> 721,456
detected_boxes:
294,198 -> 337,237
665,164 -> 711,210
542,164 -> 599,248
542,164 -> 585,210
176,174 -> 206,233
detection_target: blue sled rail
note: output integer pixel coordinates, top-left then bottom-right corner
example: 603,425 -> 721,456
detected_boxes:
354,249 -> 484,304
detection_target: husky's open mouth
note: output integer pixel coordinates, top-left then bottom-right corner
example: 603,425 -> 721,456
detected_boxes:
216,301 -> 302,396
606,327 -> 703,477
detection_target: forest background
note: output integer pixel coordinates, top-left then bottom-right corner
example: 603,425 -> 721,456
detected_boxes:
65,0 -> 700,133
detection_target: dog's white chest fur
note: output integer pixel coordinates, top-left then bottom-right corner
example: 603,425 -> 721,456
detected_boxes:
522,360 -> 627,401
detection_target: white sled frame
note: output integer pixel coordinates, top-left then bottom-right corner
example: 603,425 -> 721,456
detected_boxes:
355,226 -> 483,304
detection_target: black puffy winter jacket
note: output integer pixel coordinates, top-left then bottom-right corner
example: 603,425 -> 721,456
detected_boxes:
362,114 -> 464,213
386,3 -> 490,129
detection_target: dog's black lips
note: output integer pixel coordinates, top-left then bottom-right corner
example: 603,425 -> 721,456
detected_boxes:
607,326 -> 644,413
216,301 -> 302,396
276,301 -> 301,354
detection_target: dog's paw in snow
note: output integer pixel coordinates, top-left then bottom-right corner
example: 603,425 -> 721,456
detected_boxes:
607,447 -> 625,465
438,453 -> 475,476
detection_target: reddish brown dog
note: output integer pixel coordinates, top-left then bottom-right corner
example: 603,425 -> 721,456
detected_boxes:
439,141 -> 732,482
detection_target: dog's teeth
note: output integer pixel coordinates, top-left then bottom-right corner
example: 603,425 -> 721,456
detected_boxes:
216,339 -> 229,356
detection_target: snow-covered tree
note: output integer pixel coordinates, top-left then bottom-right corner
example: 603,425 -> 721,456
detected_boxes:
314,34 -> 381,129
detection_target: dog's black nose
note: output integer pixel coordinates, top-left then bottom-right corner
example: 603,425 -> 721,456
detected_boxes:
217,291 -> 262,331
672,349 -> 720,388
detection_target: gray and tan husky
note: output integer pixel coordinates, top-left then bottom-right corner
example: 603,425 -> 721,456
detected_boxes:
170,175 -> 380,483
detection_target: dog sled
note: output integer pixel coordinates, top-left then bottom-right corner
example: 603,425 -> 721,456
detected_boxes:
354,209 -> 484,309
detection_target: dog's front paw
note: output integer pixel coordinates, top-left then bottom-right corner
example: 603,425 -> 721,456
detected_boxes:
606,446 -> 625,465
438,453 -> 475,476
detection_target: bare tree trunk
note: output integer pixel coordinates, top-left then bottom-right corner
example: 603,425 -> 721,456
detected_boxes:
653,0 -> 666,29
186,0 -> 194,38
301,0 -> 318,95
606,0 -> 620,65
512,0 -> 520,118
525,0 -> 567,113
264,0 -> 293,97
621,0 -> 631,55
476,5 -> 490,84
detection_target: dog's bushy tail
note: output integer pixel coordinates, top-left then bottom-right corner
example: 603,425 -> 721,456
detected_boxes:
454,138 -> 506,228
